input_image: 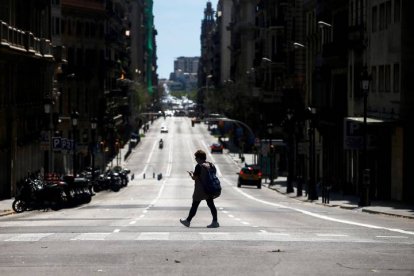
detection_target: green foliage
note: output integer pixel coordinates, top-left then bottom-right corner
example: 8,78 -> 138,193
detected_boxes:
170,90 -> 197,101
130,83 -> 150,113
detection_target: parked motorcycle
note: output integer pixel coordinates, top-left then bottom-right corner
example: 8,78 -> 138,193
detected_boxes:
79,167 -> 100,195
93,170 -> 122,192
159,139 -> 163,149
111,166 -> 130,187
62,175 -> 92,206
12,174 -> 67,213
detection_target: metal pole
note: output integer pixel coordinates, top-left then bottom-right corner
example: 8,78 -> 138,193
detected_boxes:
91,129 -> 95,181
48,112 -> 53,174
363,91 -> 367,172
359,90 -> 371,206
308,124 -> 318,200
73,126 -> 76,177
269,138 -> 273,185
287,129 -> 294,193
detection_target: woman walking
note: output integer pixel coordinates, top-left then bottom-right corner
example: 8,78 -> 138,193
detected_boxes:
180,150 -> 219,228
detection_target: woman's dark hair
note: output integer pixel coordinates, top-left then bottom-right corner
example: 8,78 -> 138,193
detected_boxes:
194,150 -> 206,161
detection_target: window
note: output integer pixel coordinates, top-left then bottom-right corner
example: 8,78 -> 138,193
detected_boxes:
372,6 -> 377,32
394,0 -> 401,22
67,19 -> 72,35
85,22 -> 90,37
55,17 -> 60,35
371,66 -> 377,92
91,23 -> 96,37
356,0 -> 362,25
386,1 -> 391,27
349,66 -> 353,98
393,63 -> 400,93
379,65 -> 384,92
379,3 -> 385,30
385,65 -> 391,92
350,1 -> 354,26
61,19 -> 66,34
76,21 -> 82,36
76,48 -> 83,66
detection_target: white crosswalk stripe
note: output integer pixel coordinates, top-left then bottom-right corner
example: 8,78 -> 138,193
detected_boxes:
5,233 -> 53,242
0,232 -> 412,243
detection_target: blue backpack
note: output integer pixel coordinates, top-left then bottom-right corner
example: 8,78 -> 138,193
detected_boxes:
200,162 -> 221,198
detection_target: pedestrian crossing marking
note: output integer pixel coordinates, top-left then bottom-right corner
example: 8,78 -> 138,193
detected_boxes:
70,233 -> 111,241
0,232 -> 411,243
6,233 -> 53,242
316,234 -> 348,237
376,236 -> 408,239
137,232 -> 169,240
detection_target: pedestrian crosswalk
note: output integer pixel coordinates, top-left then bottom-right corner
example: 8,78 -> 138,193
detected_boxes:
0,231 -> 412,243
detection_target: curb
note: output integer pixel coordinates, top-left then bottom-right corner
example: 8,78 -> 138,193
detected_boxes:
264,184 -> 414,219
0,210 -> 14,217
361,208 -> 414,220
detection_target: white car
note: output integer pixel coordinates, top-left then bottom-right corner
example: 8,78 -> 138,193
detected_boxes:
160,126 -> 168,133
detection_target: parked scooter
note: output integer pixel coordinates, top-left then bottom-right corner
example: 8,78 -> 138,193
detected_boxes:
93,170 -> 122,192
62,175 -> 92,206
111,166 -> 130,187
12,173 -> 67,213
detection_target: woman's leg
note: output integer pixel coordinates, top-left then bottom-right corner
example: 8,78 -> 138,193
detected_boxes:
187,200 -> 201,222
206,198 -> 218,221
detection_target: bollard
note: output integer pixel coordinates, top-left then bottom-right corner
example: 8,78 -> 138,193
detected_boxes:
143,173 -> 145,179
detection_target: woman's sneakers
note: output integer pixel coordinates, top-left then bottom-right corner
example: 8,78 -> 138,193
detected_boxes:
207,221 -> 220,228
180,218 -> 190,227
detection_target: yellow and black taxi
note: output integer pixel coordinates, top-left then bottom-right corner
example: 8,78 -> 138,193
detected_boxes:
237,165 -> 262,189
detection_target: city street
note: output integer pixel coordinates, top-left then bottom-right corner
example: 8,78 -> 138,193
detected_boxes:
0,117 -> 413,276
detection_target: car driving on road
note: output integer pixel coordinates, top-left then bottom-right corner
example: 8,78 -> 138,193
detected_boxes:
160,126 -> 168,133
237,165 -> 262,189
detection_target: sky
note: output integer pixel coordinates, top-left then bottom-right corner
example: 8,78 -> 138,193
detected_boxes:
153,0 -> 218,79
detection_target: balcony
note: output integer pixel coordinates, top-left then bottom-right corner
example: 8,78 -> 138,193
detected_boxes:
40,38 -> 54,59
0,21 -> 9,46
53,45 -> 67,63
0,20 -> 56,61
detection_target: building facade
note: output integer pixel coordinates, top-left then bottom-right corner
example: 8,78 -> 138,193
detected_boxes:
0,0 -> 56,198
199,0 -> 414,202
0,0 -> 157,199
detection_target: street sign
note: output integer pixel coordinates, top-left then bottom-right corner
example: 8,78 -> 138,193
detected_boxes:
52,137 -> 61,151
344,119 -> 363,150
343,118 -> 378,150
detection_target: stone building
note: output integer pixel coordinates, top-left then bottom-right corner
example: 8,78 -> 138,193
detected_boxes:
0,0 -> 56,198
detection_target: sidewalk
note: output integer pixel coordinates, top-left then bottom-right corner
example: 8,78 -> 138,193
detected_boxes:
228,152 -> 414,220
0,199 -> 14,217
0,140 -> 135,218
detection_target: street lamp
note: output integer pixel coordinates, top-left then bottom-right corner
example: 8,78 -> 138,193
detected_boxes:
71,111 -> 79,177
359,69 -> 371,206
267,123 -> 274,185
90,118 -> 97,181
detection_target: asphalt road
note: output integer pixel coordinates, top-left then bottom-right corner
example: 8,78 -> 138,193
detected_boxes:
0,117 -> 413,276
